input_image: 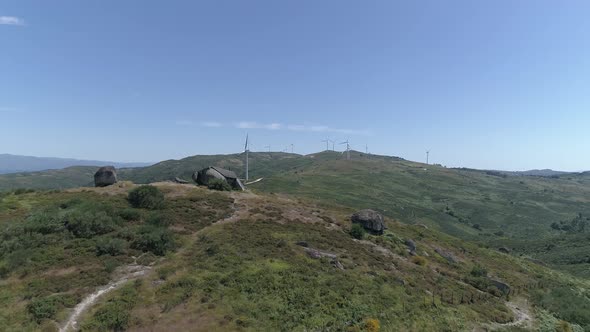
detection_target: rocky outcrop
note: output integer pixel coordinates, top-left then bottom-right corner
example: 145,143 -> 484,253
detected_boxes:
94,166 -> 117,187
489,279 -> 511,294
434,247 -> 459,263
304,247 -> 344,270
405,239 -> 417,255
351,209 -> 386,235
173,177 -> 189,184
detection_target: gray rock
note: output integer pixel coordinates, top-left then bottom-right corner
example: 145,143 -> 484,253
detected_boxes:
174,177 -> 189,184
498,247 -> 510,254
489,279 -> 511,294
434,247 -> 459,263
351,209 -> 386,235
405,239 -> 417,254
94,166 -> 117,187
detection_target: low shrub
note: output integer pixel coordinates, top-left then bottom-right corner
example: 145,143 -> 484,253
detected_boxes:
81,282 -> 139,331
411,255 -> 427,266
96,237 -> 127,256
146,213 -> 170,227
350,223 -> 366,239
27,296 -> 59,322
64,210 -> 117,238
24,210 -> 64,235
128,185 -> 165,210
207,179 -> 232,191
365,318 -> 380,332
131,225 -> 175,256
470,264 -> 488,277
118,208 -> 141,221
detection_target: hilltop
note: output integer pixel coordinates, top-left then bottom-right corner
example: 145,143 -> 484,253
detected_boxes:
1,182 -> 588,331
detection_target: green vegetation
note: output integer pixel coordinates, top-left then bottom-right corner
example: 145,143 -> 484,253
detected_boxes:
128,185 -> 165,209
0,185 -> 233,330
349,223 -> 366,239
0,152 -> 589,330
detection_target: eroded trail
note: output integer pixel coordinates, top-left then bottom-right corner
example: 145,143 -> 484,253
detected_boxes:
59,263 -> 151,332
488,297 -> 533,330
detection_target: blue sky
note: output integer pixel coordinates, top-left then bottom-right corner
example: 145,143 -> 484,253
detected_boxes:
1,1 -> 589,171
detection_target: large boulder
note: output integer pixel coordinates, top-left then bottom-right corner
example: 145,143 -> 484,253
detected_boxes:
405,239 -> 417,255
94,166 -> 117,187
351,209 -> 386,235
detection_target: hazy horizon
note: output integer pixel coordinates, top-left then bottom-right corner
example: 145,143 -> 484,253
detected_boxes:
2,1 -> 590,171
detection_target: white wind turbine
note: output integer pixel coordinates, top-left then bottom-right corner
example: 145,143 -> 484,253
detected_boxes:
340,139 -> 350,160
244,134 -> 249,181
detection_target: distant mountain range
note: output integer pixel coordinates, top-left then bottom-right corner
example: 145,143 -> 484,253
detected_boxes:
0,154 -> 152,174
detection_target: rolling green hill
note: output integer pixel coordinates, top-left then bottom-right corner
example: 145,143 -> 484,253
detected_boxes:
1,183 -> 588,331
1,151 -> 589,278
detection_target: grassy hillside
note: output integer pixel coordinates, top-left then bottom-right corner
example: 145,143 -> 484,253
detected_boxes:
250,152 -> 590,278
2,151 -> 589,278
1,183 -> 588,331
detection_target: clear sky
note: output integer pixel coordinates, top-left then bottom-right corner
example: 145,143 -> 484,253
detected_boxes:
1,1 -> 589,171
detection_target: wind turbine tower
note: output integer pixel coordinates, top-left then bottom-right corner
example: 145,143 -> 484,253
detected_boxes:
321,138 -> 330,151
244,134 -> 249,181
290,144 -> 294,153
265,145 -> 271,152
340,139 -> 351,160
426,150 -> 430,165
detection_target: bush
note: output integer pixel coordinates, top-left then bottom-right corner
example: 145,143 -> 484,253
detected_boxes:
350,223 -> 366,239
470,264 -> 488,277
96,237 -> 127,256
131,225 -> 175,256
82,283 -> 139,331
411,255 -> 427,266
118,208 -> 141,221
28,296 -> 59,322
146,213 -> 170,227
64,210 -> 117,238
128,185 -> 165,210
365,318 -> 380,332
24,211 -> 64,235
206,178 -> 232,191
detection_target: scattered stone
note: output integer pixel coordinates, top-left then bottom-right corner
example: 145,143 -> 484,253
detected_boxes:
498,247 -> 511,254
434,247 -> 459,263
489,279 -> 511,293
351,209 -> 386,235
304,247 -> 343,270
173,177 -> 189,184
405,239 -> 417,255
94,166 -> 117,187
296,241 -> 309,247
332,260 -> 344,270
416,223 -> 429,229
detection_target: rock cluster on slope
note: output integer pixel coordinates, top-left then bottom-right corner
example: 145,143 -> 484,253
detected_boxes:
351,209 -> 386,235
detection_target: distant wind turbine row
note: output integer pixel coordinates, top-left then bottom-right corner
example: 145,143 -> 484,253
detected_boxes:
243,133 -> 433,171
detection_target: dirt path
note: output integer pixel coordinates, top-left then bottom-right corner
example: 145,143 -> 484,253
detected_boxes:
59,262 -> 152,332
489,297 -> 533,330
